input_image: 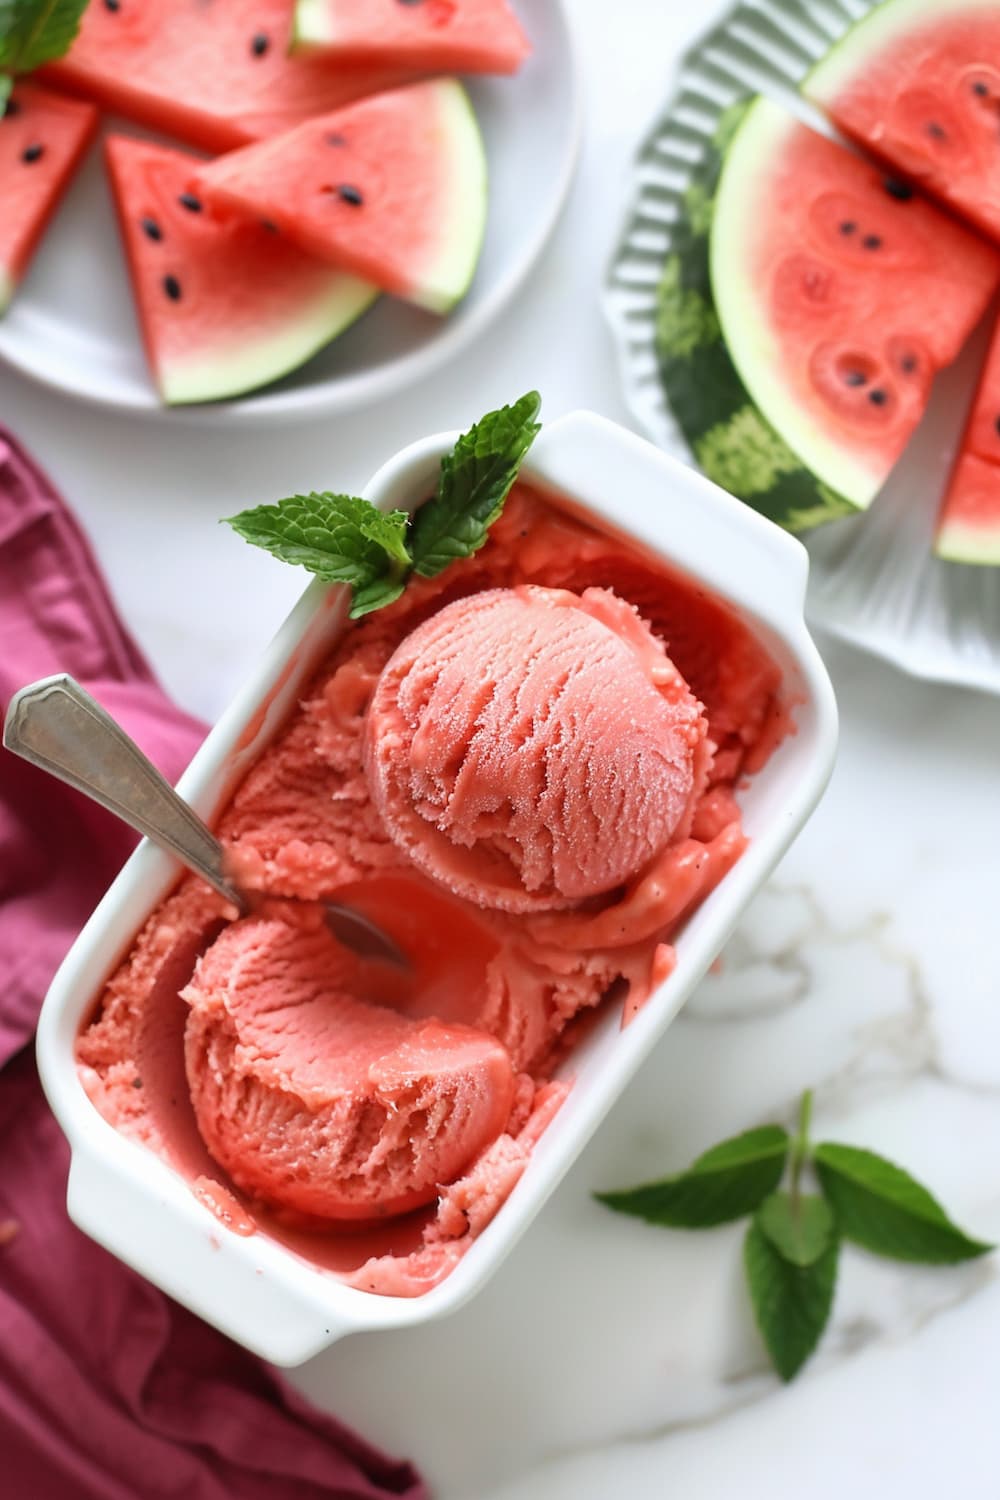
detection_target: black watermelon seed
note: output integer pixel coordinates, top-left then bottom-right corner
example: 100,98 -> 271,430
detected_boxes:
994,414 -> 1000,436
335,184 -> 364,205
326,132 -> 348,147
141,216 -> 163,241
21,142 -> 44,163
397,0 -> 425,6
862,234 -> 882,250
260,218 -> 279,232
178,191 -> 202,212
839,220 -> 857,235
883,177 -> 913,201
251,32 -> 269,56
926,121 -> 947,140
973,80 -> 990,97
163,274 -> 182,301
844,370 -> 867,387
901,354 -> 917,374
868,388 -> 887,405
4,98 -> 19,118
104,0 -> 121,10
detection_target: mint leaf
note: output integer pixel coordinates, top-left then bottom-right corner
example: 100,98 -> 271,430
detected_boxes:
0,0 -> 89,73
410,391 -> 541,577
744,1219 -> 839,1381
224,492 -> 411,617
595,1125 -> 788,1228
814,1143 -> 993,1264
356,506 -> 411,568
757,1192 -> 834,1268
349,574 -> 407,619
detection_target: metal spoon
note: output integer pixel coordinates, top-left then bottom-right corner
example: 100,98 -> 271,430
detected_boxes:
3,673 -> 406,966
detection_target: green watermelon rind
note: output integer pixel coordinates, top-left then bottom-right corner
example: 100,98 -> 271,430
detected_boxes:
654,99 -> 857,533
937,521 -> 1000,565
0,267 -> 13,316
159,277 -> 379,406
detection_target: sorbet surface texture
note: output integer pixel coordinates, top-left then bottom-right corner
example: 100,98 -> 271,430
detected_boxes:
77,487 -> 785,1294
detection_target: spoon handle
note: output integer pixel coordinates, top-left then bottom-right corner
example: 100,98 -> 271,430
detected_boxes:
3,673 -> 245,910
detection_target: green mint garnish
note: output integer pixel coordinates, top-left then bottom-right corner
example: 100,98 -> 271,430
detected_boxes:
224,393 -> 541,618
595,1088 -> 993,1383
409,390 -> 542,577
594,1124 -> 788,1228
814,1142 -> 992,1264
0,0 -> 89,113
744,1217 -> 840,1383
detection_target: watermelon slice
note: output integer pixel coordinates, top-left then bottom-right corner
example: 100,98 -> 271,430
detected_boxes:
699,97 -> 999,523
0,83 -> 97,315
44,0 -> 417,154
804,0 -> 1000,246
195,80 -> 487,313
936,321 -> 1000,563
105,136 -> 377,405
293,0 -> 530,74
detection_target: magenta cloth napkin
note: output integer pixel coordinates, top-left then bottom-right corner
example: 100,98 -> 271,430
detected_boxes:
0,431 -> 428,1500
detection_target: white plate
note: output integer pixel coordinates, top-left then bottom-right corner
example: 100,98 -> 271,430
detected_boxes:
604,0 -> 1000,698
0,0 -> 581,424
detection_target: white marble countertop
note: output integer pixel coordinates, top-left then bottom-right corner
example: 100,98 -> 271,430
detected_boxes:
5,2 -> 1000,1494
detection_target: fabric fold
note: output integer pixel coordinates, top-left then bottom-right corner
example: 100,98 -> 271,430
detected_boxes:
0,429 -> 427,1500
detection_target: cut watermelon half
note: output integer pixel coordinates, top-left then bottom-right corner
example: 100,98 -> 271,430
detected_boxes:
0,82 -> 97,314
293,0 -> 530,74
196,80 -> 487,313
804,0 -> 1000,246
708,97 -> 1000,514
105,136 -> 377,405
937,320 -> 1000,563
45,0 -> 417,154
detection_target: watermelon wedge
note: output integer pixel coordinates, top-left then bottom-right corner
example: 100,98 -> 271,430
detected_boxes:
699,97 -> 999,524
105,136 -> 377,405
804,0 -> 1000,246
195,80 -> 487,313
293,0 -> 530,74
0,83 -> 97,315
937,321 -> 1000,563
44,0 -> 417,154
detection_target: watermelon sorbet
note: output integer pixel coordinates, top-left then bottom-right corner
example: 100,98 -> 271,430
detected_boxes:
77,485 -> 789,1296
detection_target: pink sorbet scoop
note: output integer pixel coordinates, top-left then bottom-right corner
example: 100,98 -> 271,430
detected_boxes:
364,585 -> 711,912
183,915 -> 515,1221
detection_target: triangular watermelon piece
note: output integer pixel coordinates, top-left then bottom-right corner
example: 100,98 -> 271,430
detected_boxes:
707,97 -> 1000,517
936,320 -> 1000,564
45,0 -> 419,154
105,136 -> 377,404
196,80 -> 486,313
805,0 -> 1000,246
293,0 -> 530,74
0,82 -> 97,314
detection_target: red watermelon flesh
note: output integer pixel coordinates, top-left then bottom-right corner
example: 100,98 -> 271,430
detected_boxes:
936,319 -> 1000,563
44,0 -> 417,154
195,79 -> 487,313
0,83 -> 97,314
805,1 -> 1000,245
292,0 -> 530,74
105,135 -> 377,404
712,99 -> 1000,511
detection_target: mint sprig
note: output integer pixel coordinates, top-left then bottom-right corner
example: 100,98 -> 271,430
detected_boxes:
410,391 -> 542,576
224,394 -> 541,618
595,1089 -> 993,1383
595,1125 -> 788,1228
0,0 -> 89,113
